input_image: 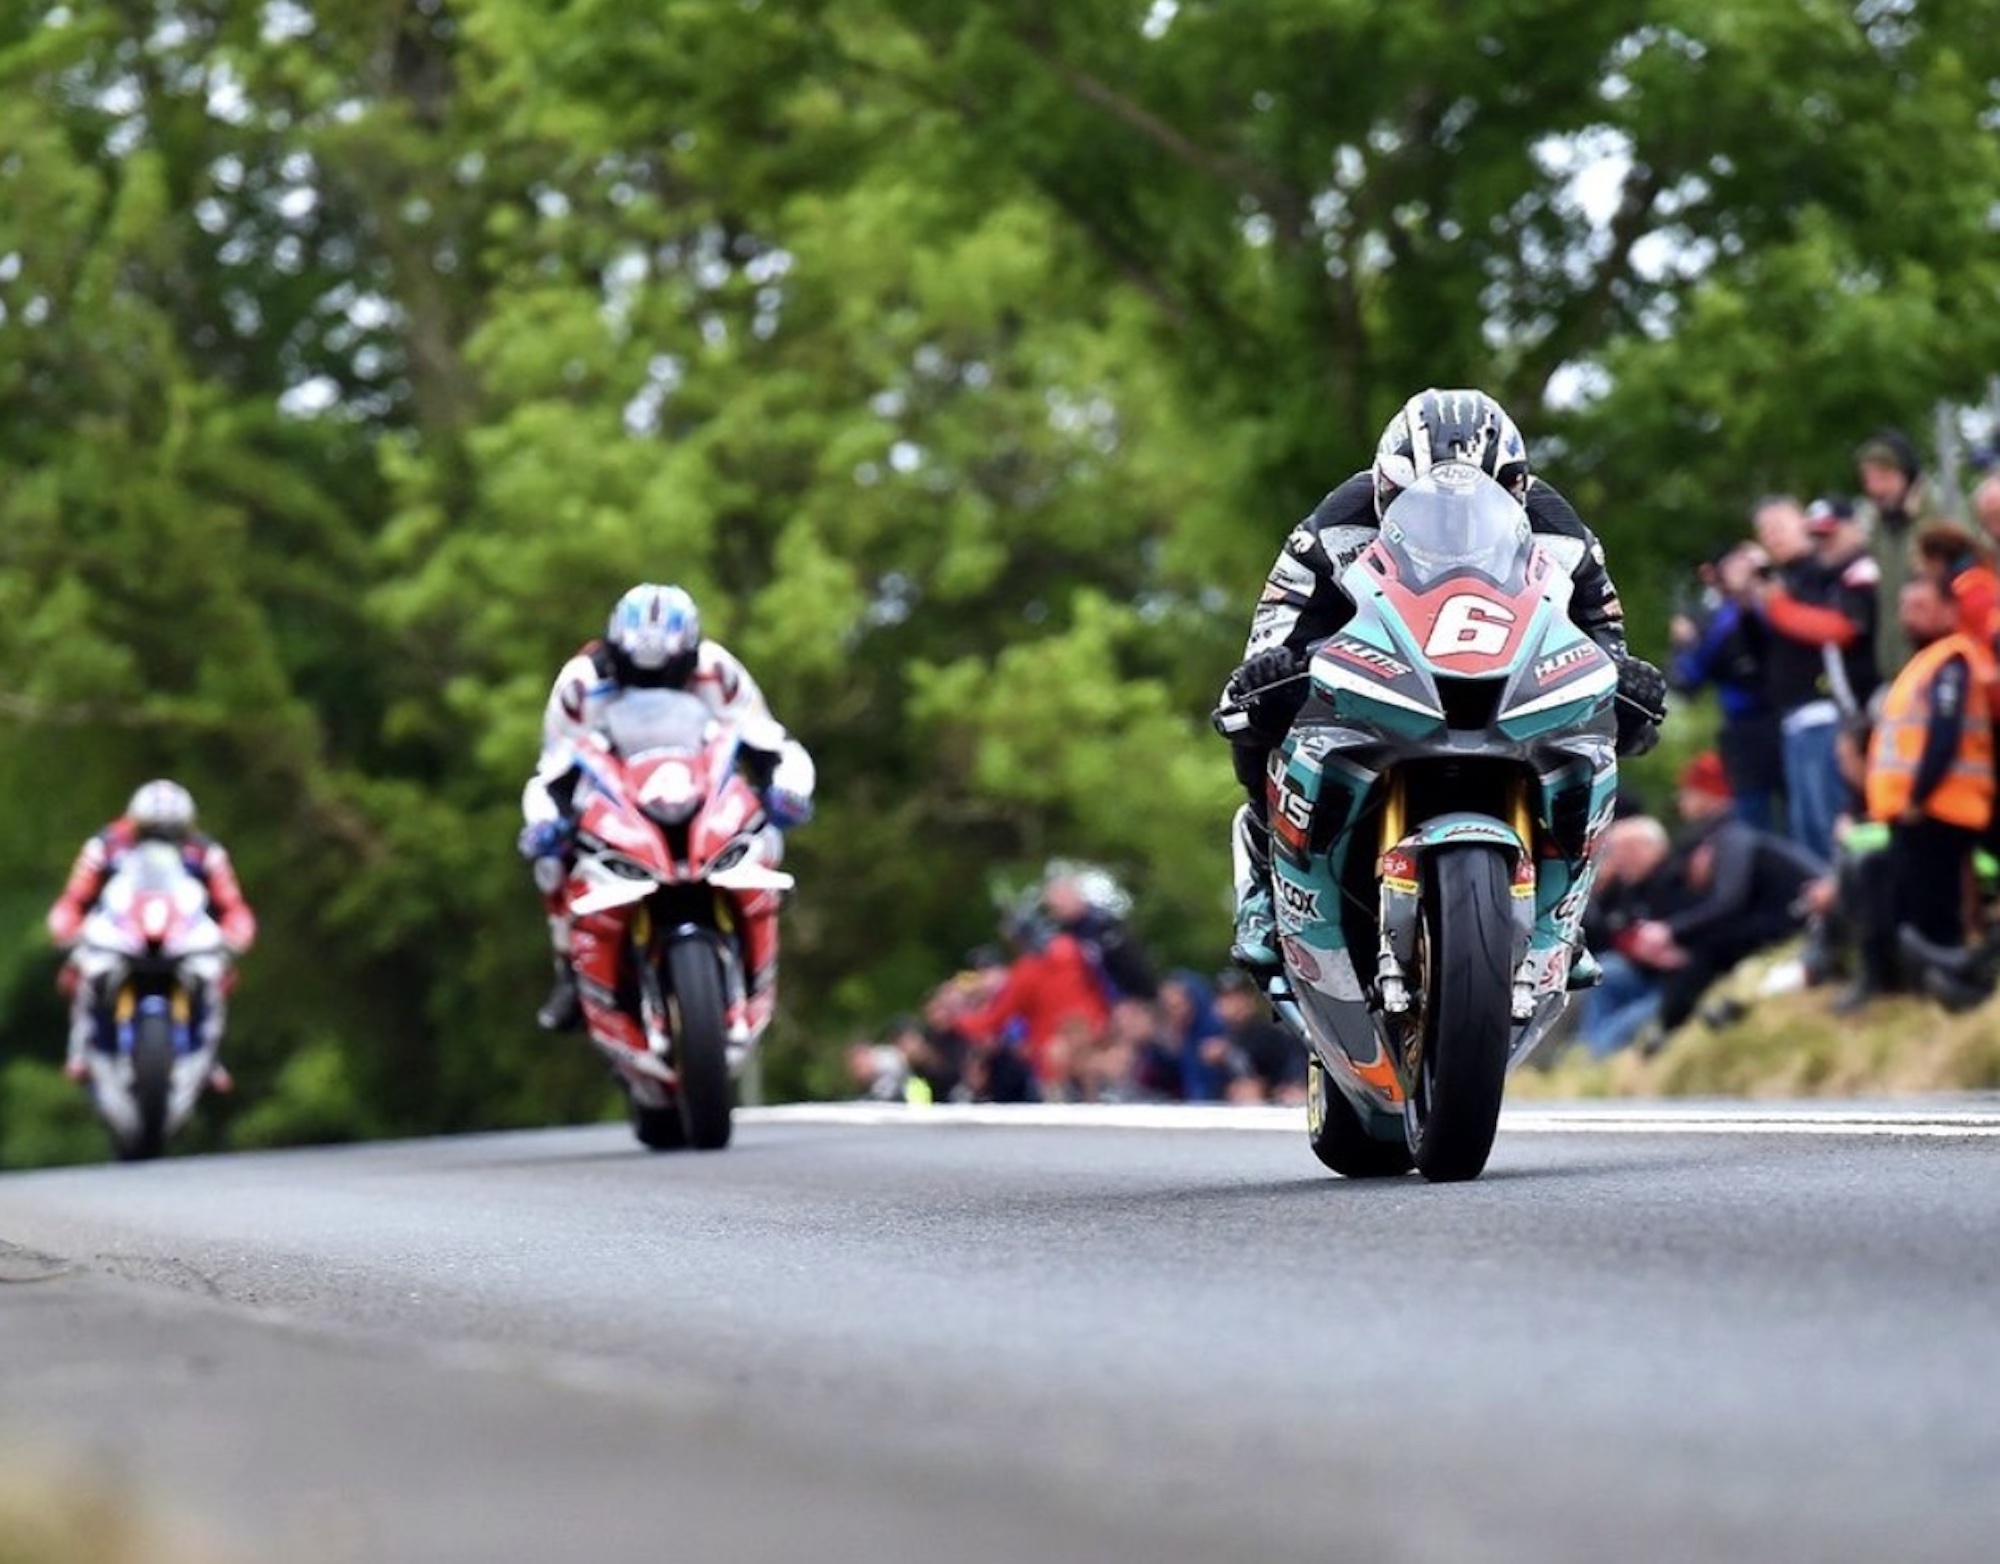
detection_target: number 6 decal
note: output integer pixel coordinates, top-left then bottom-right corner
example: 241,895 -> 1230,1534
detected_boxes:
1425,594 -> 1516,657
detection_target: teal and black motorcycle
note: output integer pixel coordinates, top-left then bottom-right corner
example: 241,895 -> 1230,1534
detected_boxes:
1218,466 -> 1620,1183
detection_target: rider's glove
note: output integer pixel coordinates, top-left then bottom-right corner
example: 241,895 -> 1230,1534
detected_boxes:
1614,654 -> 1669,758
517,818 -> 572,863
764,787 -> 814,830
1224,646 -> 1310,745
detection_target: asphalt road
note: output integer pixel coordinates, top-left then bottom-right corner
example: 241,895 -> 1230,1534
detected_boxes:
3,1101 -> 1998,1564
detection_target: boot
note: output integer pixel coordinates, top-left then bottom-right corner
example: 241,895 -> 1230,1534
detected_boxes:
63,995 -> 92,1082
1229,804 -> 1281,978
1567,947 -> 1603,991
537,958 -> 582,1033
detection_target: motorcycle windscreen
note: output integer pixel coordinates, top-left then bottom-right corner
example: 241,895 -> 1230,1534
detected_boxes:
1374,467 -> 1533,594
106,842 -> 208,919
602,687 -> 715,759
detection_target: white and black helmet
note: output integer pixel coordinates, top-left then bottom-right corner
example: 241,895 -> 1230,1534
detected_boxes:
127,779 -> 197,841
605,583 -> 701,688
1372,388 -> 1530,517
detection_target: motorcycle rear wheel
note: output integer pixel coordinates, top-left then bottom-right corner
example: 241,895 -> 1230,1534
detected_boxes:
1405,844 -> 1513,1183
666,940 -> 733,1151
121,1011 -> 175,1162
1305,1055 -> 1414,1178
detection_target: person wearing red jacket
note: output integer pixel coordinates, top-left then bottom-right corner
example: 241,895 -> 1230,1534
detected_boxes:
46,780 -> 256,1087
951,924 -> 1112,1094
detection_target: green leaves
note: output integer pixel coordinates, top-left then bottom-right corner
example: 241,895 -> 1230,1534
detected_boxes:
3,0 -> 1997,1160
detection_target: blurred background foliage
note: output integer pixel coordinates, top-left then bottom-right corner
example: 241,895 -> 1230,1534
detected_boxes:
3,0 -> 1998,1160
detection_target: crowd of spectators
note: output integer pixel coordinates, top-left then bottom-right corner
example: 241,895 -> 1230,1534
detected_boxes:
847,861 -> 1307,1107
1580,425 -> 2000,1055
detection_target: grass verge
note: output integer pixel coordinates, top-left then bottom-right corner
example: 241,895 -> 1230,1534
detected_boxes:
1517,947 -> 2000,1100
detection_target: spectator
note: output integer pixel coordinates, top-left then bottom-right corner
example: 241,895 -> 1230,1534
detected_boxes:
1913,522 -> 2000,652
1037,861 -> 1158,1001
1213,970 -> 1307,1103
1575,815 -> 1682,1056
1855,428 -> 1951,672
1670,539 -> 1782,831
926,965 -> 1039,1104
1750,493 -> 1880,862
885,1012 -> 964,1105
1087,997 -> 1183,1103
1157,969 -> 1246,1103
953,912 -> 1111,1094
846,1038 -> 911,1102
1850,572 -> 1997,1008
1619,753 -> 1826,1040
1974,473 -> 2000,556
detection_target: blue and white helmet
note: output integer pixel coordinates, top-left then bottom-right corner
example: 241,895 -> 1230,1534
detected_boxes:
606,583 -> 701,687
127,779 -> 197,841
1372,388 -> 1530,517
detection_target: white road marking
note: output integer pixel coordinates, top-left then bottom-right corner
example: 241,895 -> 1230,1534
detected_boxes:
740,1102 -> 2000,1138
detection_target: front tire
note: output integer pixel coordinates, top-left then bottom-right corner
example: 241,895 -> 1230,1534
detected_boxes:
123,1010 -> 175,1162
1306,1055 -> 1414,1178
629,1095 -> 688,1152
1406,845 -> 1513,1182
665,940 -> 733,1151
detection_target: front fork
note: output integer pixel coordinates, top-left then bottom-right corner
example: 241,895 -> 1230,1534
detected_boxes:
631,900 -> 752,1063
1374,775 -> 1551,1022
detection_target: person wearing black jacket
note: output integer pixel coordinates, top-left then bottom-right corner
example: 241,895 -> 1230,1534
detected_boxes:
1216,388 -> 1667,978
1746,495 -> 1880,864
1670,541 -> 1782,832
1620,765 -> 1827,1032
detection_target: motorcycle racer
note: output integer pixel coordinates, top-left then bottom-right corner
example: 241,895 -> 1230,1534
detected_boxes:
519,583 -> 816,1042
46,779 -> 256,1087
1218,389 -> 1668,981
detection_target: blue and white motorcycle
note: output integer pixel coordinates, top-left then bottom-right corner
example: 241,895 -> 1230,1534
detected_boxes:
1217,467 -> 1620,1182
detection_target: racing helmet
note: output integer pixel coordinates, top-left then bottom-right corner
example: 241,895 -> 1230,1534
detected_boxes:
1372,388 -> 1530,517
605,583 -> 701,688
127,779 -> 197,842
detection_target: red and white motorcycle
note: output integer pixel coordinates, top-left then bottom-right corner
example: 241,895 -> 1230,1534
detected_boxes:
565,690 -> 795,1152
71,841 -> 233,1161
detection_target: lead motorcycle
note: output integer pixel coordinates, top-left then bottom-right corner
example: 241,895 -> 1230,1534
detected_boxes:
564,689 -> 794,1153
71,841 -> 234,1161
1216,466 -> 1621,1183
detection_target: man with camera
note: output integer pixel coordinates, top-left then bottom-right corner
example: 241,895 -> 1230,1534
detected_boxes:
1746,494 -> 1881,863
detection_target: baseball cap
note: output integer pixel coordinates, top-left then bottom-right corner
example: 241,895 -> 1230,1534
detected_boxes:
1804,494 -> 1857,535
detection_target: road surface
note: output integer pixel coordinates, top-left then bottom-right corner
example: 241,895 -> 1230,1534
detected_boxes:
3,1101 -> 1997,1563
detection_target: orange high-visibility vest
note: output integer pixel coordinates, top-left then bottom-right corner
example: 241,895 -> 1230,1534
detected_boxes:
1866,633 -> 1996,829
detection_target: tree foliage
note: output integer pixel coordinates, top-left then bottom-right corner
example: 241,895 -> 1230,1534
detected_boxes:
2,0 -> 1996,1158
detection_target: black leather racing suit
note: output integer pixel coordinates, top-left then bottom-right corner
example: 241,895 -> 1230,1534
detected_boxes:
1227,470 -> 1629,804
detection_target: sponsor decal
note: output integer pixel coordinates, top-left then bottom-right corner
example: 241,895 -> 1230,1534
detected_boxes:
1270,793 -> 1310,856
1378,847 -> 1418,891
1432,820 -> 1509,840
1533,642 -> 1596,685
1324,637 -> 1412,679
1275,878 -> 1322,922
1282,937 -> 1322,983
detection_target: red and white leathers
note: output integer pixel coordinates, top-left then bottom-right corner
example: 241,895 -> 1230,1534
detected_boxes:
522,637 -> 815,1048
47,820 -> 258,1079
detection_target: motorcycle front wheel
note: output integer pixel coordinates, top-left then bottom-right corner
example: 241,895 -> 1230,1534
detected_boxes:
121,1010 -> 176,1162
1405,844 -> 1513,1183
665,940 -> 733,1151
628,1091 -> 688,1152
